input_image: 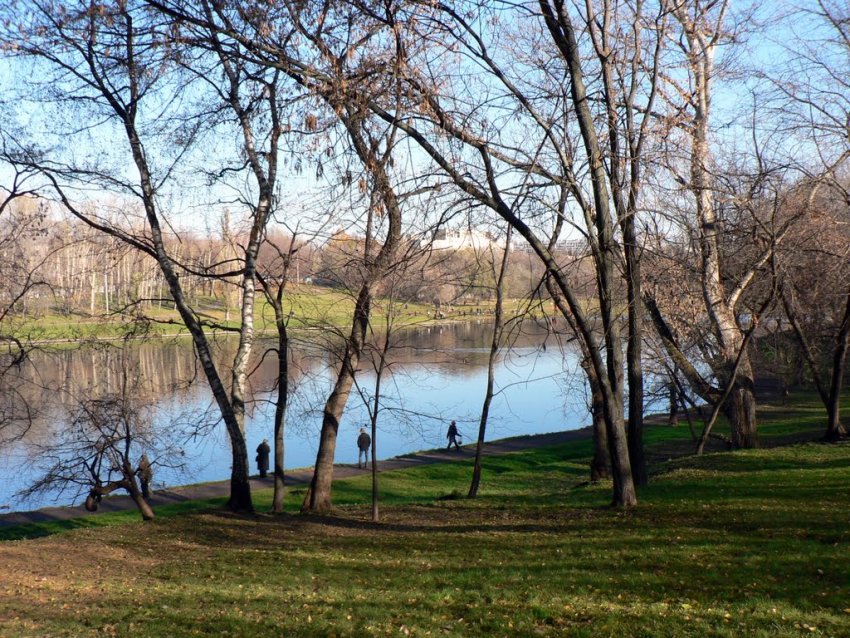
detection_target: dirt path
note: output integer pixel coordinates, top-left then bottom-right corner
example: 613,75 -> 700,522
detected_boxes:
0,427 -> 592,528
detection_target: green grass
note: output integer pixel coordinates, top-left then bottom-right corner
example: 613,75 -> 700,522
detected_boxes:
1,398 -> 849,637
9,284 -> 500,343
0,496 -> 231,542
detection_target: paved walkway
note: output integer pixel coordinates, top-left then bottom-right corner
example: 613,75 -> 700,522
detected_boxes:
0,428 -> 591,528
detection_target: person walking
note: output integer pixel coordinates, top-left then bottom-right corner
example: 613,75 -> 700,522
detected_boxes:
255,439 -> 271,478
357,427 -> 371,469
137,454 -> 153,499
446,420 -> 461,451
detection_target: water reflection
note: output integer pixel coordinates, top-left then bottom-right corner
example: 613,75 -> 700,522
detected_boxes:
0,321 -> 590,512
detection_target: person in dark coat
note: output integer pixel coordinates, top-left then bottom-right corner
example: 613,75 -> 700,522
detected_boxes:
446,420 -> 461,451
357,427 -> 371,469
137,453 -> 153,499
256,439 -> 271,478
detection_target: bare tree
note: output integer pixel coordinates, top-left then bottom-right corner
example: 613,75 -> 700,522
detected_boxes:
353,299 -> 395,523
358,0 -> 670,505
769,1 -> 850,440
650,0 -> 774,449
142,0 -> 672,507
256,231 -> 305,513
776,182 -> 850,440
21,342 -> 187,521
468,225 -> 512,498
145,0 -> 421,514
0,1 -> 301,511
0,141 -> 58,442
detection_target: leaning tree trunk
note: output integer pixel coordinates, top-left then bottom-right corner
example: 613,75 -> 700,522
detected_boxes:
302,285 -> 370,513
301,106 -> 401,513
95,473 -> 155,521
468,347 -> 497,498
127,482 -> 155,521
97,56 -> 256,512
781,275 -> 850,441
547,278 -> 611,482
129,137 -> 255,512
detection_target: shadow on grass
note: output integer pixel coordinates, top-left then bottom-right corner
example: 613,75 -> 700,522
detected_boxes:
0,497 -> 229,541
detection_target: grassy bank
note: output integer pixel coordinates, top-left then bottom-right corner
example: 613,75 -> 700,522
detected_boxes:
6,284 -> 519,344
1,399 -> 848,637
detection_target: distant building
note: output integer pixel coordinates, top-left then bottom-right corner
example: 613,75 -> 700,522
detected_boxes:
422,227 -> 587,256
426,228 -> 505,251
553,238 -> 588,256
513,237 -> 588,256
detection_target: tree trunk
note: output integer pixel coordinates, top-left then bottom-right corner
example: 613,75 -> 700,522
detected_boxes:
97,476 -> 155,521
624,229 -> 647,486
370,356 -> 383,522
539,0 -> 636,507
272,318 -> 289,513
667,380 -> 679,427
724,372 -> 759,449
780,286 -> 830,405
302,285 -> 370,513
300,106 -> 401,513
469,230 -> 511,499
547,280 -> 611,482
129,486 -> 155,521
371,423 -> 379,522
258,258 -> 293,514
825,288 -> 850,441
582,356 -> 611,481
602,390 -> 635,507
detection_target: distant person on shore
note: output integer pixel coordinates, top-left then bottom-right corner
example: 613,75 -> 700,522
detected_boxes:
446,420 -> 461,451
137,454 -> 153,499
357,428 -> 371,469
256,439 -> 271,478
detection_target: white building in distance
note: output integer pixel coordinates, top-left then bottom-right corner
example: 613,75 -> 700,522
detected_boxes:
426,228 -> 506,251
423,227 -> 587,256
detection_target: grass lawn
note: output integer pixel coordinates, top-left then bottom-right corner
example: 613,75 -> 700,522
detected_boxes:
1,398 -> 848,637
8,284 -> 519,344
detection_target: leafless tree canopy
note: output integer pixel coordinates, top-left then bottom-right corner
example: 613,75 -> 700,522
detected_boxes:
1,0 -> 849,512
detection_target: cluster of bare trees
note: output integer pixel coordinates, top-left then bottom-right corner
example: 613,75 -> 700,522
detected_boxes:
1,0 -> 849,517
0,200 -> 549,321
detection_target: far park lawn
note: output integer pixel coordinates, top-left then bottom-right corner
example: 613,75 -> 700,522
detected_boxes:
0,393 -> 848,637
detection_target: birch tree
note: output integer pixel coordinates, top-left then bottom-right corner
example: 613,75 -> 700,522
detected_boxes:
1,1 -> 292,511
648,0 -> 769,449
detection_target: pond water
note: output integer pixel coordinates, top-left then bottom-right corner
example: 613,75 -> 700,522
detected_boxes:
0,320 -> 597,513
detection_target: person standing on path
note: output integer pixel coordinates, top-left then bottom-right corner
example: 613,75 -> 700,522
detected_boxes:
357,428 -> 372,469
256,439 -> 271,478
446,420 -> 461,451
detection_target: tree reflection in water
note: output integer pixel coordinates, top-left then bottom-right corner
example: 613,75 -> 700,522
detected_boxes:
1,322 -> 590,512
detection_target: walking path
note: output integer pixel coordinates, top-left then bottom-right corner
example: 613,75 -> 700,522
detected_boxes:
0,427 -> 592,528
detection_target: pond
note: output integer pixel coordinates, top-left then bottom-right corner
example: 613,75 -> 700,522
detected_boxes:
0,320 -> 595,513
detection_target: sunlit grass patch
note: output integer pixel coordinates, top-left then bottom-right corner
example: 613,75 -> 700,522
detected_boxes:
2,391 -> 850,636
